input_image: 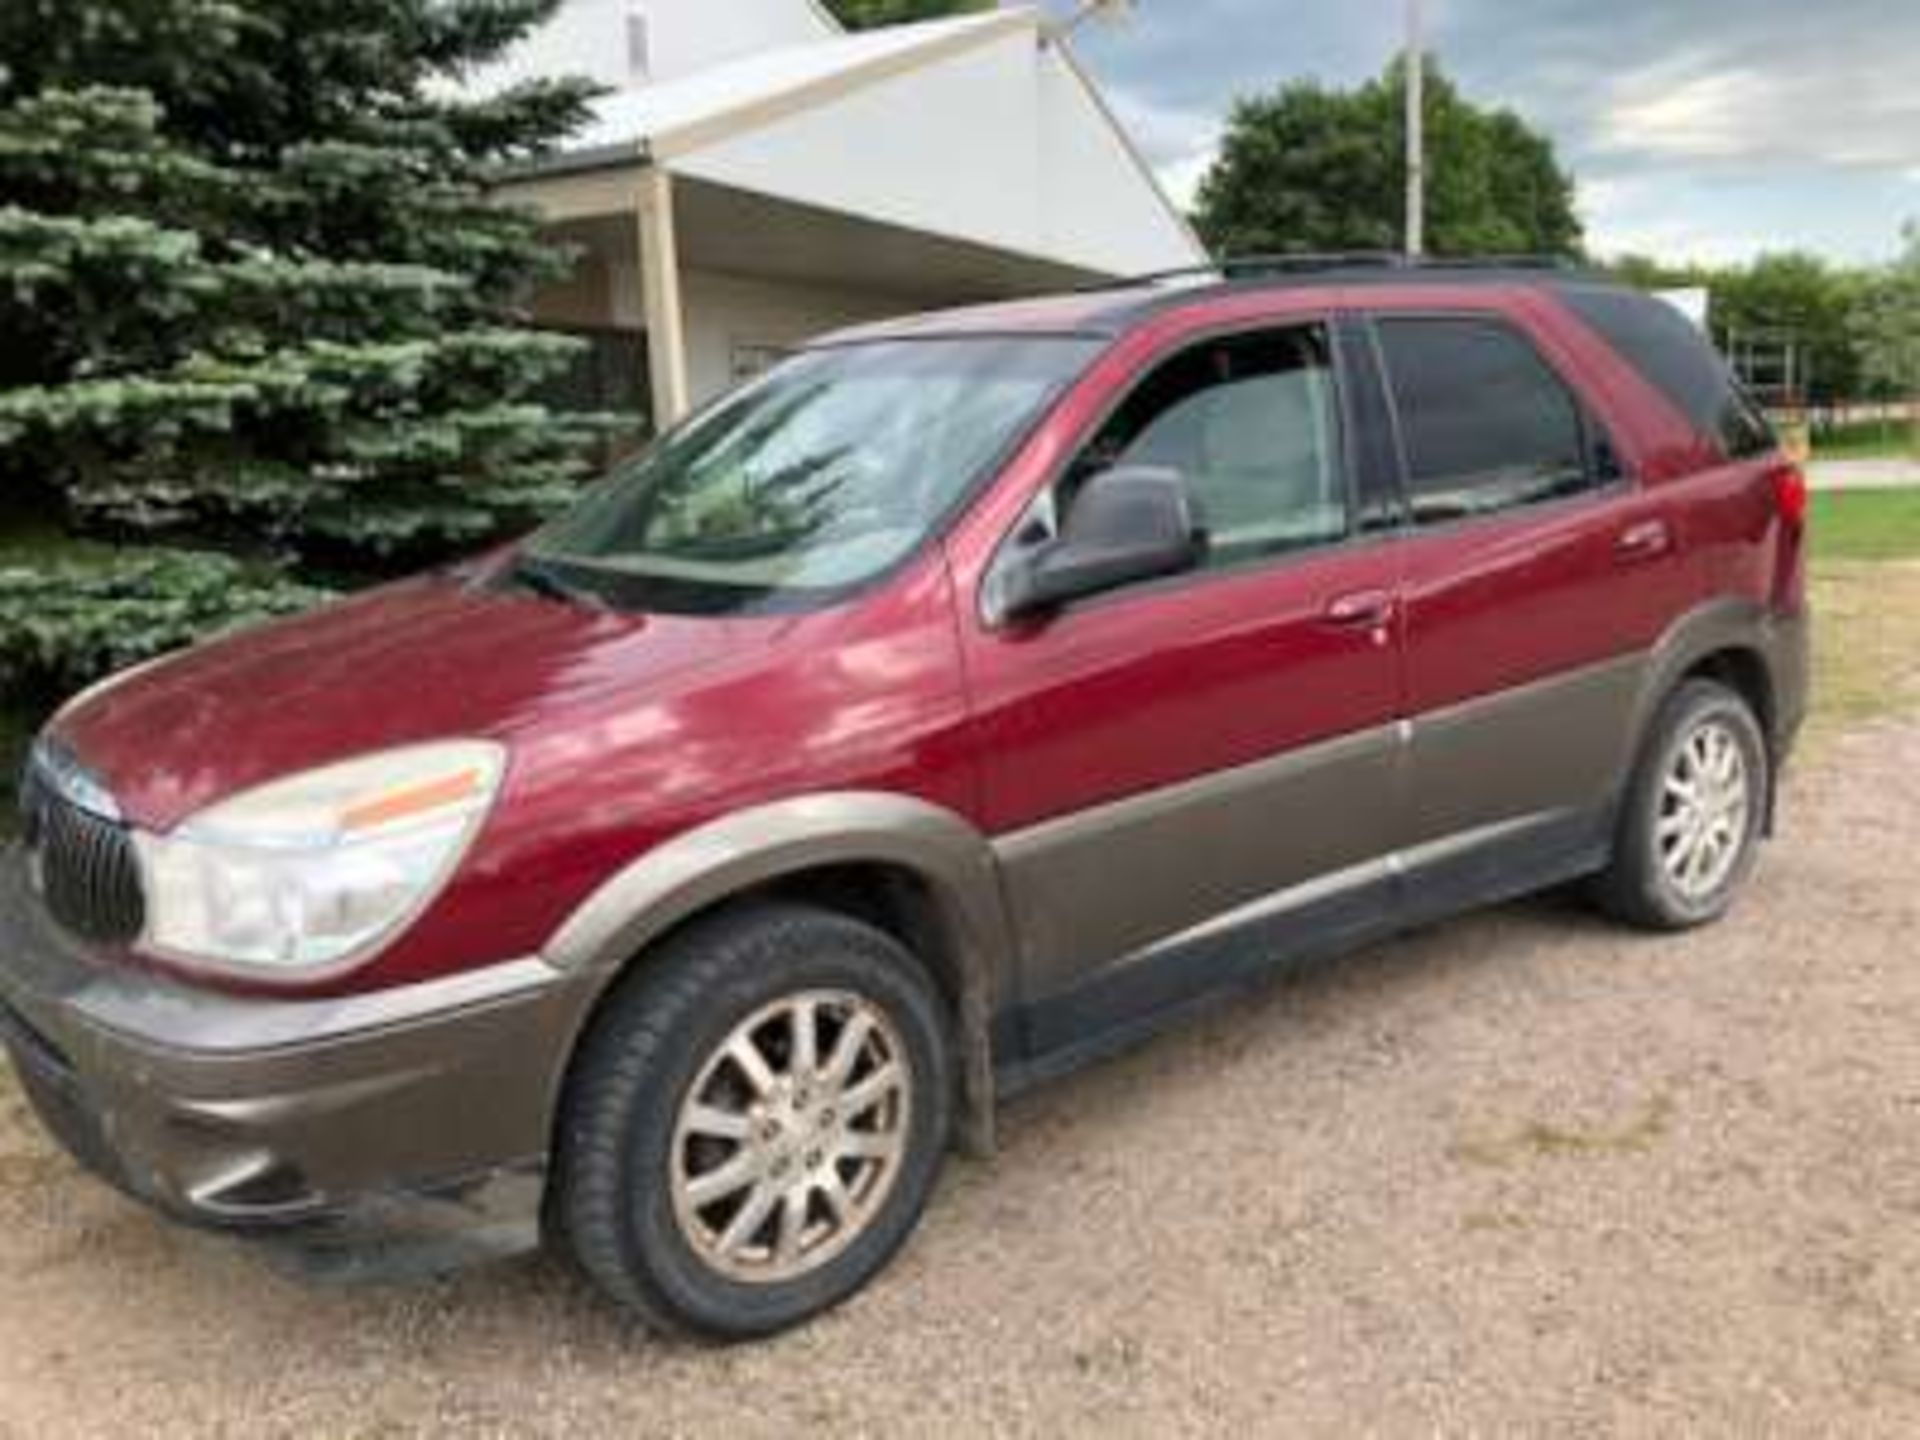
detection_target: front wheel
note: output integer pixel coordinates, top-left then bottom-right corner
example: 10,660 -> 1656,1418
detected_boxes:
1592,678 -> 1770,931
552,903 -> 953,1339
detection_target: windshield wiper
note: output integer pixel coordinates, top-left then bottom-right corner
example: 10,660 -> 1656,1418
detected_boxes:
504,555 -> 608,611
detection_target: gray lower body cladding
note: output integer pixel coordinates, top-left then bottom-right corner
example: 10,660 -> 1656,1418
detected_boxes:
992,651 -> 1650,1025
988,612 -> 1807,1080
0,852 -> 584,1267
994,804 -> 1614,1089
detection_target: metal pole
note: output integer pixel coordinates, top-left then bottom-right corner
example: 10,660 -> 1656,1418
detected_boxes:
1405,0 -> 1425,257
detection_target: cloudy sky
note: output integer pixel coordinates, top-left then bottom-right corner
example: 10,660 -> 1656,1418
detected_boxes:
1048,0 -> 1920,264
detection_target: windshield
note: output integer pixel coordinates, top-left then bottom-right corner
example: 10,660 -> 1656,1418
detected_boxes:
523,335 -> 1103,613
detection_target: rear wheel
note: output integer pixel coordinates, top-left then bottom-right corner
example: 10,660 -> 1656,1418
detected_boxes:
552,903 -> 952,1339
1593,678 -> 1769,930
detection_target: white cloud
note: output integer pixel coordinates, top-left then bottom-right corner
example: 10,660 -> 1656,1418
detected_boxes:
1575,172 -> 1739,262
1587,219 -> 1772,268
1597,65 -> 1768,161
1154,148 -> 1218,211
1103,86 -> 1222,211
1574,174 -> 1641,218
1076,1 -> 1920,263
1590,45 -> 1920,172
1577,170 -> 1768,265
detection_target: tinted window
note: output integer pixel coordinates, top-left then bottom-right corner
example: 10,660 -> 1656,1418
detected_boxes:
1557,286 -> 1775,459
1063,326 -> 1347,568
1376,318 -> 1590,524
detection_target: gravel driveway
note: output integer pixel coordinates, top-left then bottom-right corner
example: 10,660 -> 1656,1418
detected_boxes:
0,720 -> 1916,1436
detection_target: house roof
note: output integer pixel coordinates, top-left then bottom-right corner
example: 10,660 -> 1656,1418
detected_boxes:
547,10 -> 1033,168
505,6 -> 1203,280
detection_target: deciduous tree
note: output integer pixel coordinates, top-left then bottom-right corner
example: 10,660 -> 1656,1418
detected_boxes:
1855,223 -> 1920,442
1713,252 -> 1866,405
1194,59 -> 1582,260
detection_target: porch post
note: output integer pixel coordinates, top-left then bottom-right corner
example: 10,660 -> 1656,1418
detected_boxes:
636,165 -> 690,429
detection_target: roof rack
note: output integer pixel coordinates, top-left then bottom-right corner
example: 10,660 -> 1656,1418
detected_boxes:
1077,252 -> 1583,293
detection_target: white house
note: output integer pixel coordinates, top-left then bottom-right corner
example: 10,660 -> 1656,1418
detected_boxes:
480,1 -> 1203,429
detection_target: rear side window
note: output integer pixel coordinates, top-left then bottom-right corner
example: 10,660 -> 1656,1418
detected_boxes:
1557,286 -> 1775,459
1375,317 -> 1591,525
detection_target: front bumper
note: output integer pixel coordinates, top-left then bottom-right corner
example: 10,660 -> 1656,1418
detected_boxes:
0,847 -> 588,1275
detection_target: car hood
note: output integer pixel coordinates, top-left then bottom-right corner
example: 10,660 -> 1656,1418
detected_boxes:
51,569 -> 759,831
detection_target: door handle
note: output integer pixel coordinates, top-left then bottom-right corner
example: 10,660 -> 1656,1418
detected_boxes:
1615,518 -> 1672,562
1322,589 -> 1397,641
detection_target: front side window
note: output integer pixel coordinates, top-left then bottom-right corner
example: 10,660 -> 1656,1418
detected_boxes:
1376,317 -> 1592,525
1054,324 -> 1348,570
524,335 -> 1101,613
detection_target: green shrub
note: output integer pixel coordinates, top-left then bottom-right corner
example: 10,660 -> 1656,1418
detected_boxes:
0,1 -> 626,692
0,548 -> 326,695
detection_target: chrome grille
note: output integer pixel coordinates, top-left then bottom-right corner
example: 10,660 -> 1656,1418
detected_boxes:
18,748 -> 146,946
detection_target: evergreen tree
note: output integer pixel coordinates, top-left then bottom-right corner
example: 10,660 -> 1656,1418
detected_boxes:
0,0 -> 608,663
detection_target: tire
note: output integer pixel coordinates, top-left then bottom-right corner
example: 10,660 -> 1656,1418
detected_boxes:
551,902 -> 953,1339
1592,678 -> 1770,931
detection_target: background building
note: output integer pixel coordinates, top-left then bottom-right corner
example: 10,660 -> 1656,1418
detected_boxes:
476,1 -> 1202,429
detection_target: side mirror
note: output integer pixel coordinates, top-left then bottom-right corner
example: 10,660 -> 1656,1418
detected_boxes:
989,465 -> 1202,625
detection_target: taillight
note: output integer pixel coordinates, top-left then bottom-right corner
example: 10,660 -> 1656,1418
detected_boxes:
1773,464 -> 1809,531
1770,461 -> 1809,613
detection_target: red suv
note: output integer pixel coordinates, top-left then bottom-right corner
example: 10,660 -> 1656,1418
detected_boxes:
2,260 -> 1807,1337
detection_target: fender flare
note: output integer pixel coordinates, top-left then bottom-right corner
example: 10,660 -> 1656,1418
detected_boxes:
542,792 -> 1015,1155
1628,597 -> 1796,749
1621,596 -> 1806,830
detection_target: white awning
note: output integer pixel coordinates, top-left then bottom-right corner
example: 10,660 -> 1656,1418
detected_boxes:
519,8 -> 1202,281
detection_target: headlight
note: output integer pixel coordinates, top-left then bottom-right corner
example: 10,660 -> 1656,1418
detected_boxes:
137,741 -> 506,979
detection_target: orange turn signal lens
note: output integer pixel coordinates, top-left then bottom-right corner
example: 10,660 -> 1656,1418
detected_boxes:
341,769 -> 485,833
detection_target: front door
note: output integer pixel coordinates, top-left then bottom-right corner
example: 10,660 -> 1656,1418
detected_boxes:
955,318 -> 1406,1051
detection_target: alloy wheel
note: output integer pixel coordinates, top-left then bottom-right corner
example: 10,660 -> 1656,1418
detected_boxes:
1656,717 -> 1752,904
668,990 -> 912,1285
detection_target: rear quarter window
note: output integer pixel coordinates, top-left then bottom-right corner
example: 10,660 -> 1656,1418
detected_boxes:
1374,316 -> 1594,525
1556,286 -> 1775,460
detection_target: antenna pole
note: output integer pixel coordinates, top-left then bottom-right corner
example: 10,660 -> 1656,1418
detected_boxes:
1405,0 -> 1426,258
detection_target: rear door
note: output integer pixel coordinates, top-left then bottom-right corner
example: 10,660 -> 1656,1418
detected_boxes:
952,310 -> 1406,1045
1362,297 -> 1689,867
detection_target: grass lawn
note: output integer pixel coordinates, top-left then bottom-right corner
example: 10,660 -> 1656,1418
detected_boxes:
1811,416 -> 1920,462
1810,487 -> 1920,562
1807,489 -> 1920,741
1809,559 -> 1920,740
